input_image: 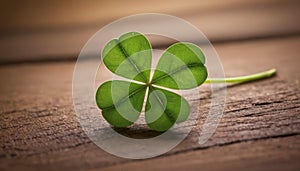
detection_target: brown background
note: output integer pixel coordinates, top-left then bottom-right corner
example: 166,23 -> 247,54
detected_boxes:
0,0 -> 300,171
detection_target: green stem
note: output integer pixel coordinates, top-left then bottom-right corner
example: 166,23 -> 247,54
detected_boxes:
205,69 -> 276,84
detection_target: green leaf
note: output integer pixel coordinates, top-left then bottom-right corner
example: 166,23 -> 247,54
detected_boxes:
96,32 -> 208,131
151,42 -> 207,89
95,80 -> 147,127
145,87 -> 190,132
102,32 -> 152,83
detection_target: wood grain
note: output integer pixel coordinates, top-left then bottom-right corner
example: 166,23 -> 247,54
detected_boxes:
100,136 -> 300,171
0,35 -> 299,170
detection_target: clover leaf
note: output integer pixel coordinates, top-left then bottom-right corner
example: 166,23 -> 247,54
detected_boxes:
95,32 -> 278,132
96,32 -> 208,132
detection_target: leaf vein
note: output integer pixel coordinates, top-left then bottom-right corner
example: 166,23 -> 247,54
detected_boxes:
151,62 -> 204,84
116,40 -> 148,82
150,88 -> 176,123
102,85 -> 147,111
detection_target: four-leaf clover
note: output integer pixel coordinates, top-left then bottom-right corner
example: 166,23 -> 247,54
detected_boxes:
96,32 -> 207,131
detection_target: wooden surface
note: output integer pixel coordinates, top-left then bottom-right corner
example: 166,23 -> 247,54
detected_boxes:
1,0 -> 300,63
0,1 -> 300,171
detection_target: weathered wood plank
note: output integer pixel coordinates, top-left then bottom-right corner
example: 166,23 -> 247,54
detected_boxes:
0,36 -> 299,170
0,0 -> 278,32
0,0 -> 299,63
100,136 -> 300,171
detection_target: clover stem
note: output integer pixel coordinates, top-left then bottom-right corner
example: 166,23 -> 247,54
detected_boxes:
205,69 -> 276,84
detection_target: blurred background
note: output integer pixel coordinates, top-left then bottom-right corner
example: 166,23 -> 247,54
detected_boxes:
1,1 -> 300,170
0,0 -> 299,64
